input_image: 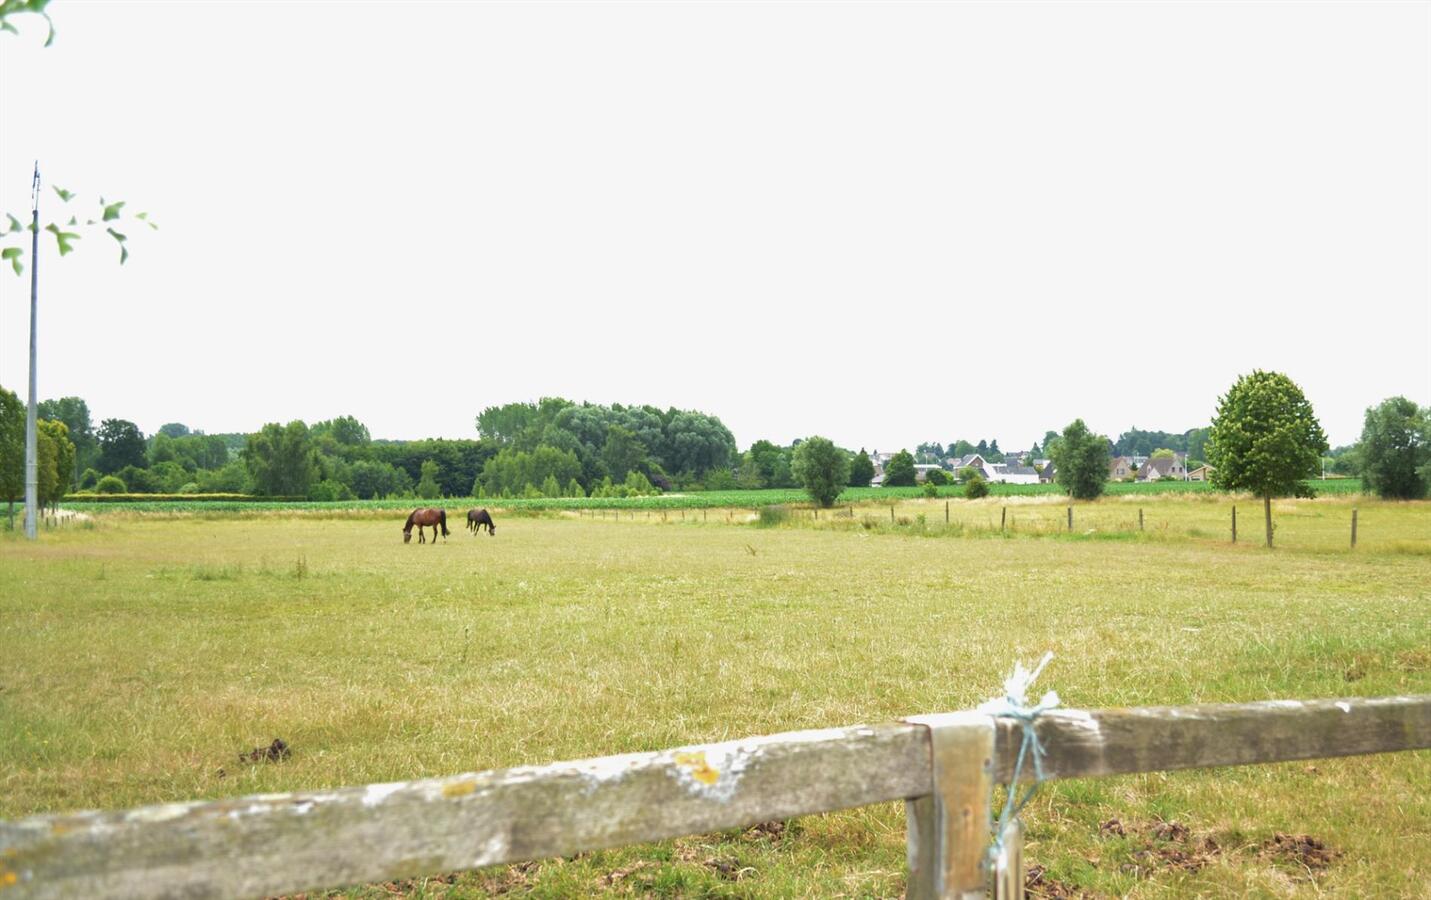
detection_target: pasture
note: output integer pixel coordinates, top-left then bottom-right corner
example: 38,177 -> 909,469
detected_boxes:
2,496 -> 1429,897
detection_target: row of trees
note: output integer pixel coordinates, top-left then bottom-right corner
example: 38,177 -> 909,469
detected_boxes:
0,386 -> 78,526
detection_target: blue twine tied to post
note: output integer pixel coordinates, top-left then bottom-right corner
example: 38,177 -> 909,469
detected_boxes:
977,651 -> 1059,864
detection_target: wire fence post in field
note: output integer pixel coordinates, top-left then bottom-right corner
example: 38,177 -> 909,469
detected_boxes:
1139,508 -> 1144,531
1351,508 -> 1358,548
945,501 -> 949,524
1067,506 -> 1072,531
1232,505 -> 1237,543
891,504 -> 895,523
1001,507 -> 1006,531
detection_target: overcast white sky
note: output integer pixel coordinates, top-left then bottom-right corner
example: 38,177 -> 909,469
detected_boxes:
1,1 -> 1427,451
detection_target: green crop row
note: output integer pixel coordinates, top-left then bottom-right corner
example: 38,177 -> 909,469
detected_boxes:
57,478 -> 1364,515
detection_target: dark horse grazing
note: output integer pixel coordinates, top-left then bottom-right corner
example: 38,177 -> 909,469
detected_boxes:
403,508 -> 449,544
467,508 -> 496,536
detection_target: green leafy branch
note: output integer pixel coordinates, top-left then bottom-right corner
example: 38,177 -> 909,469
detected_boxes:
0,0 -> 55,46
1,187 -> 158,275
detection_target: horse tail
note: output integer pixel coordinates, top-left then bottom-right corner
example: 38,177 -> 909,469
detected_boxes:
440,509 -> 449,537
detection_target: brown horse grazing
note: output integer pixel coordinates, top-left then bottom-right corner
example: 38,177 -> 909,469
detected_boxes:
403,508 -> 449,544
467,508 -> 496,536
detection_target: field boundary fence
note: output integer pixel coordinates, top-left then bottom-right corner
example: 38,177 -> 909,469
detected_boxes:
2,695 -> 1427,899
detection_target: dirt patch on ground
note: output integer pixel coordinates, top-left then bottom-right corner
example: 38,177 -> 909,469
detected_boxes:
1026,863 -> 1091,898
1259,832 -> 1340,872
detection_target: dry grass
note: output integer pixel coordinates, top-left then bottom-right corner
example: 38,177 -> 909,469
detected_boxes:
2,501 -> 1429,897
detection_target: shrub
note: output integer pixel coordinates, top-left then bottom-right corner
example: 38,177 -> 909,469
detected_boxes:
96,475 -> 127,494
924,468 -> 954,485
964,475 -> 989,499
756,505 -> 790,527
922,481 -> 939,498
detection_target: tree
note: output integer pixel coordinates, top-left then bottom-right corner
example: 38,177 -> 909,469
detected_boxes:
1207,370 -> 1328,548
601,424 -> 645,482
97,419 -> 146,473
157,422 -> 191,438
244,421 -> 319,497
1049,418 -> 1110,500
36,419 -> 73,510
791,436 -> 850,508
883,450 -> 917,487
37,396 -> 95,477
416,460 -> 442,498
1357,396 -> 1430,500
924,467 -> 954,485
0,386 -> 22,526
849,449 -> 875,487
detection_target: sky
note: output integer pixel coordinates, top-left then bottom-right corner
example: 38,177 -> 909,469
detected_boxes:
1,1 -> 1427,451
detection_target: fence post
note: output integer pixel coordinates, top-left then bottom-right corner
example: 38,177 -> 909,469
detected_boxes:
891,504 -> 896,523
904,712 -> 994,900
1139,508 -> 1144,531
945,501 -> 949,524
1000,507 -> 1006,531
1067,506 -> 1073,531
1351,508 -> 1358,548
1232,506 -> 1237,543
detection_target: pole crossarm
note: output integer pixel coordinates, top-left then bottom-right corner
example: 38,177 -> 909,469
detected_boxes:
1,696 -> 1427,899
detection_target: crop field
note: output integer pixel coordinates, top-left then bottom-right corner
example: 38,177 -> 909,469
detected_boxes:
56,477 -> 1364,515
2,496 -> 1428,897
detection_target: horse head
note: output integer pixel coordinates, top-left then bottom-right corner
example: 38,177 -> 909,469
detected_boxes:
403,530 -> 412,544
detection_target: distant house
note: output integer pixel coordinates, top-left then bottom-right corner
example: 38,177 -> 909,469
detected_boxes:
949,454 -> 990,475
1139,453 -> 1188,481
988,464 -> 1039,485
1109,456 -> 1138,480
1187,464 -> 1213,482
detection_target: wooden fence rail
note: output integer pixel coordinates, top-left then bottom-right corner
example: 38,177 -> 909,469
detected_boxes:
2,696 -> 1427,899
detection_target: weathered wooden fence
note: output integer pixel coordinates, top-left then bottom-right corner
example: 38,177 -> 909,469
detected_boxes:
2,696 -> 1427,899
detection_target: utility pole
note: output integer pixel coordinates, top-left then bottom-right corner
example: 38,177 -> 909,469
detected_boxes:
24,162 -> 40,540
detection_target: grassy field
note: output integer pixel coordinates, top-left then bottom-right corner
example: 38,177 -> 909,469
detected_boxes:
2,496 -> 1428,897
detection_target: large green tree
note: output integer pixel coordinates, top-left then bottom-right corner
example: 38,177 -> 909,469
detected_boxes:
1207,370 -> 1328,548
1049,418 -> 1110,500
97,418 -> 146,473
244,421 -> 319,497
37,396 -> 95,478
882,450 -> 917,487
1357,396 -> 1429,500
36,418 -> 74,510
601,424 -> 645,482
1,385 -> 23,526
791,436 -> 850,508
848,449 -> 875,487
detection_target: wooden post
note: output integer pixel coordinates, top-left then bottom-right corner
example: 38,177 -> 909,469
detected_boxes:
904,713 -> 994,900
1264,496 -> 1273,549
1067,506 -> 1072,531
945,501 -> 949,524
1232,505 -> 1237,543
704,509 -> 707,523
1351,508 -> 1358,548
992,819 -> 1024,900
1000,507 -> 1006,531
891,504 -> 896,523
1138,508 -> 1144,531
